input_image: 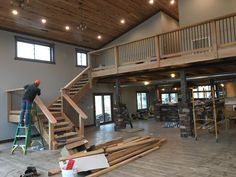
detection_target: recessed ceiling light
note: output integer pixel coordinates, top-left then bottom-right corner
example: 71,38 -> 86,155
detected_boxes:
12,9 -> 18,15
41,18 -> 47,24
220,83 -> 224,87
170,0 -> 175,5
65,25 -> 70,31
170,73 -> 176,78
149,0 -> 154,4
174,87 -> 178,91
144,81 -> 150,86
161,88 -> 165,91
120,19 -> 125,24
97,35 -> 102,39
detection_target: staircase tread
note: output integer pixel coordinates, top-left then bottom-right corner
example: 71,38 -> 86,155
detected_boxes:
49,107 -> 61,110
52,103 -> 62,106
66,139 -> 88,150
56,122 -> 70,126
54,126 -> 73,133
55,132 -> 78,139
56,137 -> 83,147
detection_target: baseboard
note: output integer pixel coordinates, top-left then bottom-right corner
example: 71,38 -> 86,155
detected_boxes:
0,134 -> 40,144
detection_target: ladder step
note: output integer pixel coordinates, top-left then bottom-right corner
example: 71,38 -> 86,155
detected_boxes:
55,132 -> 78,139
16,135 -> 27,138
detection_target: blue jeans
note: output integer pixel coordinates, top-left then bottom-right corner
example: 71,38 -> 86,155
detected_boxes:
19,100 -> 32,125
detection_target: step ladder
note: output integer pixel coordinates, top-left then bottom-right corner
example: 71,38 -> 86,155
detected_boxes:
11,121 -> 31,155
11,103 -> 44,155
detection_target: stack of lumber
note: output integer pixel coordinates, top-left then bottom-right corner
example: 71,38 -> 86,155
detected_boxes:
48,136 -> 166,177
88,136 -> 166,177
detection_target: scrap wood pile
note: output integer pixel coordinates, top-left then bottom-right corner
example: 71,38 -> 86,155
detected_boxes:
48,136 -> 167,177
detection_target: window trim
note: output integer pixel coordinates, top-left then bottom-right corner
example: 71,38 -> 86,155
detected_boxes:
136,91 -> 149,111
15,36 -> 55,64
76,49 -> 88,67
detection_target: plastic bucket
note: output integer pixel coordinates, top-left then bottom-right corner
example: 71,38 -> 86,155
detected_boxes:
61,169 -> 75,177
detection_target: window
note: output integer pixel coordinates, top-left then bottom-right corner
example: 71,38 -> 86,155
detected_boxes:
76,50 -> 87,67
193,85 -> 216,99
15,37 -> 54,63
161,93 -> 178,104
137,92 -> 148,110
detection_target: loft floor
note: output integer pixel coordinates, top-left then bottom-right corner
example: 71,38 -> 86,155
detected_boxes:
0,119 -> 236,177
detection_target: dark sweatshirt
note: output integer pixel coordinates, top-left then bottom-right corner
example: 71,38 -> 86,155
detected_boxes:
23,84 -> 41,103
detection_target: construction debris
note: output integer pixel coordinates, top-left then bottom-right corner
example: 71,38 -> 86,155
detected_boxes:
48,136 -> 166,176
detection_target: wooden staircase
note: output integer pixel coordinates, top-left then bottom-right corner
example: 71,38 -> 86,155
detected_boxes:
6,67 -> 91,150
39,112 -> 82,149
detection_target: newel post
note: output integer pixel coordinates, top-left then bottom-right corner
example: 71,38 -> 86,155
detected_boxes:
79,115 -> 84,138
48,122 -> 55,150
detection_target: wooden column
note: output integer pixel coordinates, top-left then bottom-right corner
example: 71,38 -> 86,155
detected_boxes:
179,70 -> 192,137
180,70 -> 188,104
115,79 -> 121,107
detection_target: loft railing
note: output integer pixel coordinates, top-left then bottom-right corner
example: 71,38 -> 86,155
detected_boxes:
6,88 -> 57,150
89,13 -> 236,75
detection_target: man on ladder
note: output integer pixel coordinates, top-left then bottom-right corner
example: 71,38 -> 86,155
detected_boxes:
12,80 -> 41,155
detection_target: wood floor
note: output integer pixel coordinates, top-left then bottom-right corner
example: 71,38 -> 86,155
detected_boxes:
0,119 -> 236,177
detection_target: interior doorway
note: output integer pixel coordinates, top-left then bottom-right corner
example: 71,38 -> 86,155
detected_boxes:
94,94 -> 113,124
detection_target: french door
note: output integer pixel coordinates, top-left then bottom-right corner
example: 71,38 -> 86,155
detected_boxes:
94,94 -> 113,124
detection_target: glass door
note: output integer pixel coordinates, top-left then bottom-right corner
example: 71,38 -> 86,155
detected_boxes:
94,94 -> 113,124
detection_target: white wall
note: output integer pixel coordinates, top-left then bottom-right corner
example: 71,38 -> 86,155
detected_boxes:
105,12 -> 179,47
179,0 -> 236,26
0,30 -> 88,141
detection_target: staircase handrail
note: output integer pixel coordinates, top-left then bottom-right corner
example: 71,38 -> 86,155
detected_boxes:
6,88 -> 24,92
61,92 -> 88,120
34,96 -> 57,124
64,67 -> 90,89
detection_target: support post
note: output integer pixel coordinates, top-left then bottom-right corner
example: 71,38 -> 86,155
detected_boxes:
178,70 -> 192,137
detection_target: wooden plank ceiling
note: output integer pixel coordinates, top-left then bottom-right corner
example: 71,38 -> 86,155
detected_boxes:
0,0 -> 178,49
